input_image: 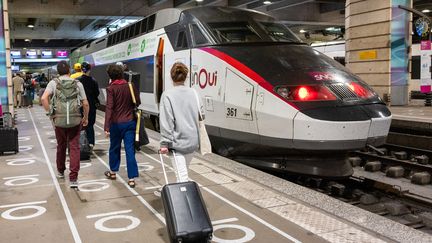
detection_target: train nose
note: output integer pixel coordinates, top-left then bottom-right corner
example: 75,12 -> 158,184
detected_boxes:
292,104 -> 391,151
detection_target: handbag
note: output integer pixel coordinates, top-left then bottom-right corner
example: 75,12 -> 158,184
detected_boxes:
192,89 -> 212,155
128,82 -> 149,150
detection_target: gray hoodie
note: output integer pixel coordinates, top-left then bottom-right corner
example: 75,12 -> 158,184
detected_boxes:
159,86 -> 202,154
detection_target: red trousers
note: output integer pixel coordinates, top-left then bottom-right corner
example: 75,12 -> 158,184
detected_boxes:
55,125 -> 81,181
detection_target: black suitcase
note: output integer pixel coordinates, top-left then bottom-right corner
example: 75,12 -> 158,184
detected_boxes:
0,127 -> 18,155
80,130 -> 90,161
159,152 -> 213,243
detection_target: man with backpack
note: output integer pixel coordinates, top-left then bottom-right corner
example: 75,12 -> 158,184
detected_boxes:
41,61 -> 89,188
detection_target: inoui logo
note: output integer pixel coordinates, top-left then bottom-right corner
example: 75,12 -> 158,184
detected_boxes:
127,44 -> 132,56
140,39 -> 146,53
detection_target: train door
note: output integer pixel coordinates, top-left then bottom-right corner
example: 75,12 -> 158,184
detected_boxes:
222,68 -> 258,142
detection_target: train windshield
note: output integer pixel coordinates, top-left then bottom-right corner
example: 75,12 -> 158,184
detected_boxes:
186,7 -> 302,44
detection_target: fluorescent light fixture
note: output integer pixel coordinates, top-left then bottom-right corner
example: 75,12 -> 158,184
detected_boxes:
24,38 -> 31,42
325,27 -> 335,31
422,9 -> 431,13
27,24 -> 34,28
196,0 -> 204,2
263,1 -> 272,4
299,29 -> 307,33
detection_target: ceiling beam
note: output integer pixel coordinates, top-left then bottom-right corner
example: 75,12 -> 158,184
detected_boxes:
148,0 -> 169,6
267,0 -> 314,11
246,1 -> 266,9
54,18 -> 66,31
279,20 -> 344,26
174,0 -> 194,7
228,0 -> 258,7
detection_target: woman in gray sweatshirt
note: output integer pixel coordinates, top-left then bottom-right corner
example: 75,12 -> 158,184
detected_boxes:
159,62 -> 201,184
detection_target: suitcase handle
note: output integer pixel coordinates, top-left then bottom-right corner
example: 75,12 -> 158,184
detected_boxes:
159,150 -> 178,185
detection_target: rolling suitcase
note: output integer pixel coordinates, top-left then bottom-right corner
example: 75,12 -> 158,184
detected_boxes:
159,152 -> 213,243
0,112 -> 18,155
80,130 -> 91,161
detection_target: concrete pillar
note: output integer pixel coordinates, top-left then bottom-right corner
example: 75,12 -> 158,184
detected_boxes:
345,0 -> 412,105
1,0 -> 12,113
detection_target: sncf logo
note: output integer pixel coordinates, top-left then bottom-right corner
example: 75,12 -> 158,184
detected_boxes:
192,68 -> 218,89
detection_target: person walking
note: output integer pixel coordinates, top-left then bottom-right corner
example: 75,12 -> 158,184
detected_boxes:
155,62 -> 202,196
12,73 -> 24,108
103,64 -> 140,188
41,61 -> 89,188
78,62 -> 100,150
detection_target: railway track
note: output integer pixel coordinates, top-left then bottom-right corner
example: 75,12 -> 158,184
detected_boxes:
269,143 -> 432,235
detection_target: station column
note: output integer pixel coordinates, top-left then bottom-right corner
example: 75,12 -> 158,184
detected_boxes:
0,0 -> 11,112
345,0 -> 412,105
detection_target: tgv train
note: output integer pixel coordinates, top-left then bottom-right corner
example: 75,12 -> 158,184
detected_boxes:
71,7 -> 392,177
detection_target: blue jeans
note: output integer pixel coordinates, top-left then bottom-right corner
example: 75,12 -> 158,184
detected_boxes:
109,120 -> 138,179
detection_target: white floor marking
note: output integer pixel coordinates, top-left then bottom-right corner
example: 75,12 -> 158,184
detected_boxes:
87,210 -> 132,219
212,218 -> 239,225
6,158 -> 36,166
28,109 -> 82,243
2,205 -> 47,220
0,200 -> 47,208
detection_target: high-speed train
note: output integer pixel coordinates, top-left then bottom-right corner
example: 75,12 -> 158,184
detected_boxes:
70,7 -> 392,177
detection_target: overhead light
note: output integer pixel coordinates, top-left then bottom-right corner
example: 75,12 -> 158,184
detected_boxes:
325,27 -> 336,31
422,9 -> 431,13
26,18 -> 36,28
24,39 -> 31,42
196,0 -> 204,2
299,29 -> 307,33
263,1 -> 272,4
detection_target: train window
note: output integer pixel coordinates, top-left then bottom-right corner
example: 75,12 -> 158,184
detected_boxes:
134,22 -> 140,36
141,18 -> 148,33
121,29 -> 126,41
115,32 -> 120,44
207,22 -> 262,43
176,31 -> 188,49
129,25 -> 135,39
107,35 -> 113,46
148,14 -> 155,31
259,22 -> 301,43
191,24 -> 209,46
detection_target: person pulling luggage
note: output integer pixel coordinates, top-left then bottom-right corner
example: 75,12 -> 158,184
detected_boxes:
156,62 -> 202,196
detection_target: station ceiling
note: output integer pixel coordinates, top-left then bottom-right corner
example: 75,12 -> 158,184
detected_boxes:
8,0 -> 432,50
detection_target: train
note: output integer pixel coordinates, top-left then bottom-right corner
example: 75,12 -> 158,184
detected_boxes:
70,7 -> 392,178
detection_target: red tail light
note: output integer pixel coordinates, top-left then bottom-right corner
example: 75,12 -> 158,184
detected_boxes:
348,82 -> 374,98
275,85 -> 336,101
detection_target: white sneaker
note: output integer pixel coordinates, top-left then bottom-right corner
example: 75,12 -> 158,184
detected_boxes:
70,181 -> 78,188
153,188 -> 162,197
57,172 -> 64,179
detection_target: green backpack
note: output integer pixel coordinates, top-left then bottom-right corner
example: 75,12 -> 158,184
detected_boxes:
50,78 -> 82,128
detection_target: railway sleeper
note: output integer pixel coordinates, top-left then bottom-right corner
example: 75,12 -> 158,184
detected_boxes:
411,172 -> 431,185
386,166 -> 405,178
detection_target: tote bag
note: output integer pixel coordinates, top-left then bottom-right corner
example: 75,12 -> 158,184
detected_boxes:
193,89 -> 212,155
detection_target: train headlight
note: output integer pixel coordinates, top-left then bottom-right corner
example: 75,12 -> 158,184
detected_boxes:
348,82 -> 375,99
275,85 -> 337,101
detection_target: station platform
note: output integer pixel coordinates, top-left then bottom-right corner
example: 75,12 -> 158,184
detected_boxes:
1,106 -> 431,243
389,100 -> 432,129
